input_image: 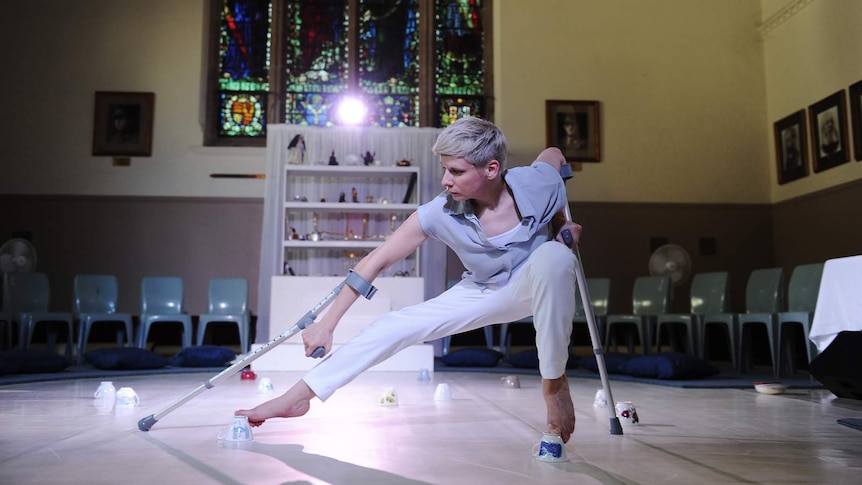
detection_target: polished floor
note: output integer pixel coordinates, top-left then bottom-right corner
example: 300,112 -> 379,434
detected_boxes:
1,367 -> 861,485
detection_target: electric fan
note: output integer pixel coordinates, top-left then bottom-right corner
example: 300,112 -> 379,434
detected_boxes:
0,238 -> 38,273
648,243 -> 691,286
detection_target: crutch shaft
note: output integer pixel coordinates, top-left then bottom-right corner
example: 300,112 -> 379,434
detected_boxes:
562,203 -> 623,434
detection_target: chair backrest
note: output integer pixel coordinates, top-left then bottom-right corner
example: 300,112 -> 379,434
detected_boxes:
207,278 -> 248,315
3,272 -> 51,314
74,274 -> 119,314
786,263 -> 824,312
745,267 -> 784,313
575,278 -> 611,317
141,277 -> 184,314
631,275 -> 672,315
689,272 -> 730,314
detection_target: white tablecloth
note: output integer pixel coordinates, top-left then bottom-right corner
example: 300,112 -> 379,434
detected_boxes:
810,255 -> 862,352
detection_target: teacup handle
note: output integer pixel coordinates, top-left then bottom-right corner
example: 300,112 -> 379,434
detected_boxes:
217,425 -> 228,440
132,394 -> 140,405
532,443 -> 540,456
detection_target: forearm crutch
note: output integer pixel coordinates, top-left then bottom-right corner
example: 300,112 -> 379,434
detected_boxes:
138,271 -> 377,432
559,164 -> 623,435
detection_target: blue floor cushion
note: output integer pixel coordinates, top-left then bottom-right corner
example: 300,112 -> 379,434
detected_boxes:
441,347 -> 504,367
623,353 -> 720,380
170,345 -> 236,367
579,353 -> 635,374
580,352 -> 719,379
0,350 -> 70,375
84,347 -> 170,370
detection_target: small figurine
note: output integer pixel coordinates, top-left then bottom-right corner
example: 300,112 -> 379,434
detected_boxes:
339,192 -> 346,203
328,150 -> 338,165
287,134 -> 306,165
366,194 -> 374,203
363,151 -> 376,166
397,159 -> 412,166
351,187 -> 359,203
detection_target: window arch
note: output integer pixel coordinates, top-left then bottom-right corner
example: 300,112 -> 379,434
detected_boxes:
205,0 -> 493,146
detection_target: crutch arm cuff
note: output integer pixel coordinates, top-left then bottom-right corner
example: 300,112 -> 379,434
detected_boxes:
345,270 -> 377,300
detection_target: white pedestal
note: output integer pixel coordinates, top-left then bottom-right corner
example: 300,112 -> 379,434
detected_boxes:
255,276 -> 432,371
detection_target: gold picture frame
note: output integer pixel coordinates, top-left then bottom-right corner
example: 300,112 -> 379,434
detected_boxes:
92,91 -> 155,157
545,100 -> 601,162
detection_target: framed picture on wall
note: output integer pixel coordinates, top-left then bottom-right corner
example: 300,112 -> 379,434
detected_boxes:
92,91 -> 155,157
773,110 -> 808,185
545,100 -> 601,162
849,79 -> 862,162
808,90 -> 849,173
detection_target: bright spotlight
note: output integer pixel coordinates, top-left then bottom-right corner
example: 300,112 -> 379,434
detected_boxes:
337,96 -> 367,125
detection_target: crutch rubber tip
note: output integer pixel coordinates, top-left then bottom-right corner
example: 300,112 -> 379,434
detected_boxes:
610,418 -> 624,435
138,415 -> 158,432
311,347 -> 325,358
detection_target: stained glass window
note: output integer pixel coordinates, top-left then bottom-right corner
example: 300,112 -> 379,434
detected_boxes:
206,0 -> 491,144
358,0 -> 420,126
216,0 -> 271,140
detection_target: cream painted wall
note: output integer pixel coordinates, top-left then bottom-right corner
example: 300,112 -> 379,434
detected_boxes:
762,0 -> 862,202
494,0 -> 770,203
1,0 -> 267,198
4,0 -> 855,205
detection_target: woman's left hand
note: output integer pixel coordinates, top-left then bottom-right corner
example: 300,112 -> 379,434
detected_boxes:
556,221 -> 582,247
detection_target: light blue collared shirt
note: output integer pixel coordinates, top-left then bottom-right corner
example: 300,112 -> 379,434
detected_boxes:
418,161 -> 567,287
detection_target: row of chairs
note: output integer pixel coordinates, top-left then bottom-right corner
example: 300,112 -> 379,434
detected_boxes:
478,263 -> 821,378
603,263 -> 823,377
1,273 -> 251,363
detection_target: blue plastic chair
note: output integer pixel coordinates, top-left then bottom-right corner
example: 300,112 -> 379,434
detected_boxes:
777,263 -> 823,376
2,272 -> 74,360
137,277 -> 193,349
605,276 -> 672,354
737,268 -> 784,376
655,272 -> 729,356
572,278 -> 611,347
74,274 -> 134,363
196,278 -> 251,353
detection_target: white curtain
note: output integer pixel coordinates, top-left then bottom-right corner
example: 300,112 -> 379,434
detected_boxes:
257,125 -> 445,341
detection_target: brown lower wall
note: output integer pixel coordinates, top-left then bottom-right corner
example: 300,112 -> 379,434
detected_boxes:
0,195 -> 263,319
3,180 -> 861,348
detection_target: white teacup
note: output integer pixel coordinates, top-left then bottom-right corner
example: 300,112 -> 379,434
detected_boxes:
593,389 -> 608,408
257,377 -> 275,395
532,432 -> 568,462
500,375 -> 521,388
615,401 -> 639,426
115,387 -> 140,406
218,415 -> 254,442
94,381 -> 116,399
433,383 -> 453,401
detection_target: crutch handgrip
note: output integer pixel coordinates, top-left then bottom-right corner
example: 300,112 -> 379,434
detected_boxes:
561,229 -> 574,247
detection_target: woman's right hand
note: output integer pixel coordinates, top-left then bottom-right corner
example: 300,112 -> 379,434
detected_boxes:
302,317 -> 335,358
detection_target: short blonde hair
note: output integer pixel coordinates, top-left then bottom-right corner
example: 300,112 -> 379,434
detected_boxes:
432,117 -> 507,169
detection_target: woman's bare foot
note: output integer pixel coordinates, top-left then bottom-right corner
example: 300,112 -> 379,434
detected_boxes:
235,380 -> 316,427
543,375 -> 575,443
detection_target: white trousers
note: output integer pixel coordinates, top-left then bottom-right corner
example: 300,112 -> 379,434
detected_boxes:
304,241 -> 578,401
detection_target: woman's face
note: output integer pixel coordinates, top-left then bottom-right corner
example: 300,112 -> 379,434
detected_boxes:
439,155 -> 489,201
